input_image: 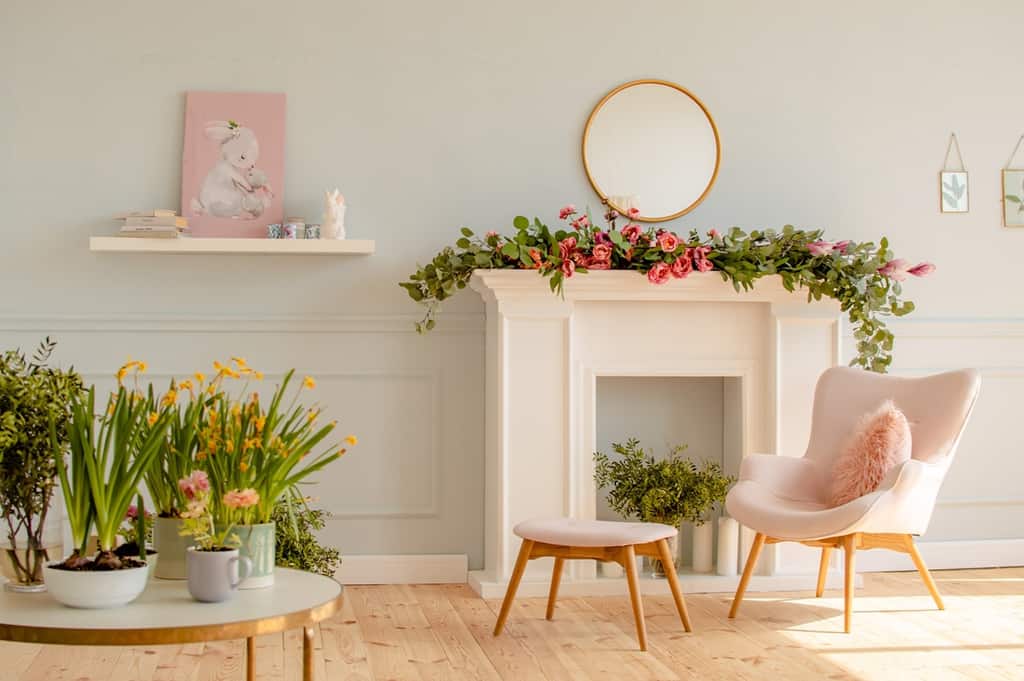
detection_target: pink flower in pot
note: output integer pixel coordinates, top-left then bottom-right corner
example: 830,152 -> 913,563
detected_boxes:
878,259 -> 910,281
908,262 -> 936,277
807,241 -> 835,257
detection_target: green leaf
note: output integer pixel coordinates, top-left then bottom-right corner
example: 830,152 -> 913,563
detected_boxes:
513,216 -> 529,230
460,227 -> 474,237
501,241 -> 520,258
1006,195 -> 1022,204
456,237 -> 471,249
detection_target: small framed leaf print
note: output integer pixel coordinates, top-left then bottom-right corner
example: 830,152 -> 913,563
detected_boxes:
940,171 -> 969,213
1003,169 -> 1024,228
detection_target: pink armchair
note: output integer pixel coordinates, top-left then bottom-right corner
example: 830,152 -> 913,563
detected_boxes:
726,367 -> 980,632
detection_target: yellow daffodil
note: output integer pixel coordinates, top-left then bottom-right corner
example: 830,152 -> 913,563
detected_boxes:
213,360 -> 225,372
231,356 -> 248,367
345,434 -> 358,446
116,367 -> 128,384
239,461 -> 249,472
230,404 -> 241,419
137,361 -> 148,373
146,412 -> 159,426
207,384 -> 216,395
254,371 -> 264,381
196,451 -> 207,461
195,371 -> 206,384
161,389 -> 178,407
179,379 -> 194,393
255,416 -> 266,433
225,440 -> 234,453
303,376 -> 316,389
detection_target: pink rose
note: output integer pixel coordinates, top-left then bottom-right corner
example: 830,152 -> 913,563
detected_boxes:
689,246 -> 714,273
834,240 -> 852,253
647,262 -> 672,285
807,241 -> 835,257
591,243 -> 612,261
708,228 -> 721,239
878,258 -> 910,281
223,488 -> 260,509
570,215 -> 590,230
627,207 -> 641,218
559,236 -> 577,260
670,256 -> 692,279
908,262 -> 935,277
561,259 -> 576,278
558,204 -> 577,220
657,231 -> 681,252
620,224 -> 642,245
587,258 -> 611,270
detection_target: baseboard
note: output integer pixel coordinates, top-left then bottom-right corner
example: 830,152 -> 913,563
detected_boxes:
468,569 -> 861,599
856,538 -> 1024,572
335,554 -> 468,584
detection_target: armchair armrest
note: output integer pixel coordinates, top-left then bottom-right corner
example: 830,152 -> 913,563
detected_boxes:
859,458 -> 950,535
738,454 -> 826,503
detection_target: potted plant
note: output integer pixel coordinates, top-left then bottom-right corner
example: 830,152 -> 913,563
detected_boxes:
594,438 -> 734,577
44,373 -> 171,609
273,494 -> 341,577
193,358 -> 354,588
0,338 -> 82,592
177,470 -> 254,602
144,373 -> 208,579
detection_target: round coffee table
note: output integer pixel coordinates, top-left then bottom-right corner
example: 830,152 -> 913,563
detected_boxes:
0,567 -> 343,681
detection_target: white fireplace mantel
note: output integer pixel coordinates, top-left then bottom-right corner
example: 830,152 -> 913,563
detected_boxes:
468,269 -> 846,598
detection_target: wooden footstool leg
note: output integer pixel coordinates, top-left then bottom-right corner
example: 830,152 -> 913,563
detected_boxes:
493,539 -> 534,636
622,544 -> 648,651
656,538 -> 691,632
546,557 -> 564,620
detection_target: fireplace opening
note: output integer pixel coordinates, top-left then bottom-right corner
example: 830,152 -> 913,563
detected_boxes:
594,375 -> 744,574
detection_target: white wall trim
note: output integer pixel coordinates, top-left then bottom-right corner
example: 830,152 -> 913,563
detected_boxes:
857,539 -> 1024,572
336,554 -> 468,584
0,313 -> 486,335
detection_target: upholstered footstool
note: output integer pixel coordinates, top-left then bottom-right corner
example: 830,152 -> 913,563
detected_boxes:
492,518 -> 692,651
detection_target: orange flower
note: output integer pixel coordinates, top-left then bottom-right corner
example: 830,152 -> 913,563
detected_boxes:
137,361 -> 148,373
231,356 -> 248,367
147,412 -> 159,426
194,371 -> 206,384
345,434 -> 358,446
223,488 -> 260,509
303,376 -> 316,389
196,451 -> 207,461
179,379 -> 194,392
225,440 -> 235,453
239,461 -> 249,472
254,371 -> 264,381
160,389 -> 178,407
255,415 -> 267,433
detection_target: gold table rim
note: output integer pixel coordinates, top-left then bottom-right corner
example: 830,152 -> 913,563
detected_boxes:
0,583 -> 343,646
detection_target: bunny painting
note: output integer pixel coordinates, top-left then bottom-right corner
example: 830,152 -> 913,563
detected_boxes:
181,92 -> 285,237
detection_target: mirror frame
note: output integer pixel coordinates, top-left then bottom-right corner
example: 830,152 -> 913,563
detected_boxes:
582,79 -> 721,223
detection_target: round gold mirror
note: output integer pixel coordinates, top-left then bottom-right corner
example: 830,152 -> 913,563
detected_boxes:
582,79 -> 720,222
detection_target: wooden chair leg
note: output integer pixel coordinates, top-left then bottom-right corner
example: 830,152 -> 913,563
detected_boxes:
493,539 -> 534,636
903,535 -> 945,610
728,532 -> 766,618
816,546 -> 832,597
656,538 -> 692,632
546,557 -> 565,620
622,545 -> 648,651
843,534 -> 858,633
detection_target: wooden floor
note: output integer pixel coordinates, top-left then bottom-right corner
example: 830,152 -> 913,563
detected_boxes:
2,568 -> 1022,681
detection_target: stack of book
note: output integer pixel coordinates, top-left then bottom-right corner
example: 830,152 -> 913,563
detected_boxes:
115,210 -> 190,238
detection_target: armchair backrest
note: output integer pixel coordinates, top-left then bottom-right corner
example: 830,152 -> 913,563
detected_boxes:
804,367 -> 980,470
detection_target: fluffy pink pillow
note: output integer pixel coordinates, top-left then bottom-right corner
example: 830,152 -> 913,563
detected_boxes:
829,400 -> 911,507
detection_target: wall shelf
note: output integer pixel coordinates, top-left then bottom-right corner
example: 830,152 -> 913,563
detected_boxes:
89,236 -> 375,255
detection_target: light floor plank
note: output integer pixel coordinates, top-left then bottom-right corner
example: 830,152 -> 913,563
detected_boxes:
1,568 -> 1021,681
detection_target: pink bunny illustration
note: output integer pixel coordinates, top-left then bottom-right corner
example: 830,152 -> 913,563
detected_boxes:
190,120 -> 262,218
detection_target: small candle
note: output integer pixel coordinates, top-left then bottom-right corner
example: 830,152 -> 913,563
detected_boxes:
716,516 -> 739,576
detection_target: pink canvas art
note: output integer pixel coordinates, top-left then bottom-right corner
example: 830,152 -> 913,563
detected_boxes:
181,92 -> 285,237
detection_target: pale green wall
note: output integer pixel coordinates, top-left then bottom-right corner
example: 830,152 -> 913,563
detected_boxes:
4,1 -> 1024,561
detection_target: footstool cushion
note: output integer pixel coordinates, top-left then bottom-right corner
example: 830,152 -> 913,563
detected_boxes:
514,518 -> 677,548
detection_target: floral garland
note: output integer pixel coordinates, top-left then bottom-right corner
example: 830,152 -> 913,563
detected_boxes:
400,204 -> 934,372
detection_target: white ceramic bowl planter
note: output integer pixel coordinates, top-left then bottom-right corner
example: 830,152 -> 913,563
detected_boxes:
43,563 -> 149,608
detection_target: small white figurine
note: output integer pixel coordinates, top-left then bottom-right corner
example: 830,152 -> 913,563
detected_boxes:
322,189 -> 346,239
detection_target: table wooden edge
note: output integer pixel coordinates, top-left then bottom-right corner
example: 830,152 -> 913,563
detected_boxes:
0,591 -> 344,646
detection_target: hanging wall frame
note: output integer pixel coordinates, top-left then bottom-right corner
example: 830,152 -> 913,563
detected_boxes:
1002,135 -> 1024,228
939,133 -> 968,213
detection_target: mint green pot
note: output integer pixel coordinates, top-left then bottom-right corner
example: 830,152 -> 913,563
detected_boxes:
229,522 -> 275,589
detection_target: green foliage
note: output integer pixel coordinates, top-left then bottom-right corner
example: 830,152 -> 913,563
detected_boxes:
399,213 -> 928,372
272,496 -> 341,577
56,384 -> 173,560
593,438 -> 734,527
0,338 -> 83,582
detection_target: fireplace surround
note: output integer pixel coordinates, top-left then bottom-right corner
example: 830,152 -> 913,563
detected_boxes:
467,269 -> 849,597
